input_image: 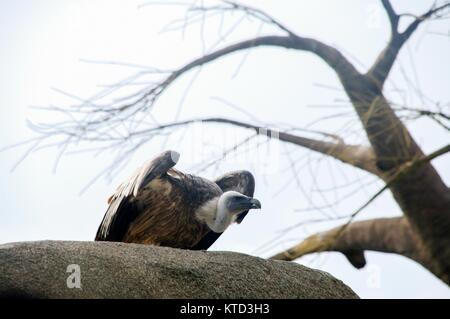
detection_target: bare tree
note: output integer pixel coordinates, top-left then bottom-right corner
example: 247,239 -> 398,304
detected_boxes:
19,1 -> 450,284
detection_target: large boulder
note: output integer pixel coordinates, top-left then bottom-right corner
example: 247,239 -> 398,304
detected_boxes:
0,241 -> 358,299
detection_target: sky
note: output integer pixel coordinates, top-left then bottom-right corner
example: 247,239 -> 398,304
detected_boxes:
0,0 -> 449,298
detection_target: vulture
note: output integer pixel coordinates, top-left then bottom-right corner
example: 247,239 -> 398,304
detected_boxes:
95,150 -> 261,250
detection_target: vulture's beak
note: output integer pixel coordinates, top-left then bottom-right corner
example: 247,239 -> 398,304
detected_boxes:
229,196 -> 262,213
249,198 -> 261,209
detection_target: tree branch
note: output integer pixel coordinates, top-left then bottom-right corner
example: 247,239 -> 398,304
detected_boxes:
161,34 -> 361,107
191,0 -> 297,36
402,2 -> 450,38
33,33 -> 363,171
269,143 -> 450,282
48,34 -> 360,136
270,217 -> 430,270
136,117 -> 381,176
381,0 -> 399,34
368,1 -> 450,88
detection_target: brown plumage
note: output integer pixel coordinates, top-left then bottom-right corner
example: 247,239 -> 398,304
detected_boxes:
95,150 -> 258,250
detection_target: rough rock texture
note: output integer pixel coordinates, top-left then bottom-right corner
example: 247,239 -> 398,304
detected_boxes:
0,241 -> 358,299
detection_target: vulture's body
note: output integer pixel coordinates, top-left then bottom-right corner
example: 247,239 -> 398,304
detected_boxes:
95,150 -> 259,250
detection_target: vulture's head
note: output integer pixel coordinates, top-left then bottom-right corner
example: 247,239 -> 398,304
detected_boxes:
219,191 -> 261,213
204,191 -> 261,233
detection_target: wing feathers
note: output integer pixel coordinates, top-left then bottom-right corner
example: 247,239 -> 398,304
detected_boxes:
95,150 -> 179,241
132,150 -> 179,197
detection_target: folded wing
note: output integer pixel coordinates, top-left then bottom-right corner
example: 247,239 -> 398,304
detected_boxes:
95,150 -> 179,241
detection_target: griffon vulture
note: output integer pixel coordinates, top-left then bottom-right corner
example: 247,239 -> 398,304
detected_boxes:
95,150 -> 260,250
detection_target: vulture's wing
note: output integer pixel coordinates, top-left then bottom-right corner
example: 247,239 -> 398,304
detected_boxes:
191,170 -> 255,250
95,150 -> 179,241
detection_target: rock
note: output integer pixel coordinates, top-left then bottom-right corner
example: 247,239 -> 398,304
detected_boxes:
0,241 -> 358,299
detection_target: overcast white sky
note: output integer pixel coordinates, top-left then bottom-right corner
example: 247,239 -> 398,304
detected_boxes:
1,0 -> 449,298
